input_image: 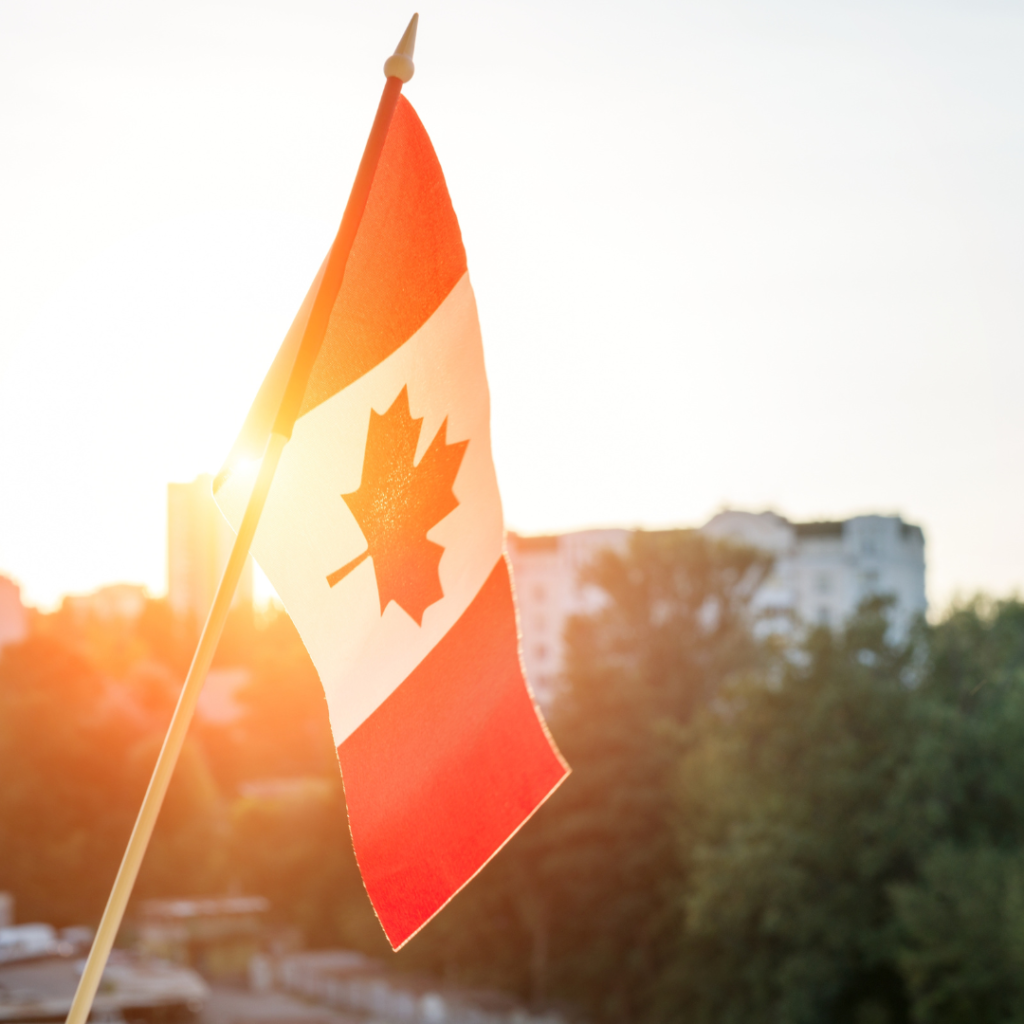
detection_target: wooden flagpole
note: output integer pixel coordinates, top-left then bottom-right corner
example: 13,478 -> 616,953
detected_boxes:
65,16 -> 418,1024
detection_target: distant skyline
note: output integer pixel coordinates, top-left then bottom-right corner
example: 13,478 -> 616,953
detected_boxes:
2,0 -> 1023,611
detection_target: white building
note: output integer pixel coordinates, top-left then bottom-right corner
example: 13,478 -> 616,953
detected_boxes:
506,529 -> 628,704
0,576 -> 27,651
63,583 -> 148,623
168,475 -> 252,624
506,511 -> 926,704
702,510 -> 927,638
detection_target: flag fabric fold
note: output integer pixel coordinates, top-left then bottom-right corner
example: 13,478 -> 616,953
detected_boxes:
214,96 -> 568,949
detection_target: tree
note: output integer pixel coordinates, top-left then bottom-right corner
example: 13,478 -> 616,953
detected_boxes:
0,638 -> 138,925
891,845 -> 1024,1024
668,599 -> 922,1024
666,596 -> 1024,1024
398,530 -> 769,1019
228,780 -> 381,950
887,598 -> 1024,1024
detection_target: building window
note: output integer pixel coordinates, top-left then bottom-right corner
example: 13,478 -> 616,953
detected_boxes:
816,572 -> 831,595
533,644 -> 548,662
533,585 -> 546,603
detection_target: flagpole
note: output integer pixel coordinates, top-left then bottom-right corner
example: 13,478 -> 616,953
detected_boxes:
65,17 -> 418,1024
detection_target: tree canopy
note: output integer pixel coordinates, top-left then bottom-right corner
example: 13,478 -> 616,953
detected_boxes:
6,538 -> 1024,1023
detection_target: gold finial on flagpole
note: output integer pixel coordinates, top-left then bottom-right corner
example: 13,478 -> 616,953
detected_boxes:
384,13 -> 418,82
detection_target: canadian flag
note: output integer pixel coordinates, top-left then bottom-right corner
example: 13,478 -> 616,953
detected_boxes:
214,96 -> 568,949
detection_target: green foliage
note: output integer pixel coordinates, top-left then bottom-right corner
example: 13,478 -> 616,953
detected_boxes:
12,542 -> 1024,1024
538,530 -> 770,1018
228,782 -> 381,950
0,638 -> 137,925
393,550 -> 1024,1024
669,600 -> 921,1024
885,598 -> 1024,1024
666,596 -> 1024,1024
208,610 -> 339,787
132,735 -> 227,900
396,530 -> 770,1019
0,599 -> 363,942
891,845 -> 1024,1024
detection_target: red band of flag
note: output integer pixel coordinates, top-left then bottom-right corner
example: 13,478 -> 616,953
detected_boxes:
339,556 -> 566,948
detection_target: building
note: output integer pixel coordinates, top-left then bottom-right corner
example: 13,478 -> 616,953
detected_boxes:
138,897 -> 268,980
0,935 -> 208,1020
506,529 -> 628,704
62,583 -> 148,624
0,577 -> 27,651
702,510 -> 927,638
506,512 -> 926,704
168,475 -> 252,623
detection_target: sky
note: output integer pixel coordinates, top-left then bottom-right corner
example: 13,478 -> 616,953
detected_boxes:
1,0 -> 1022,612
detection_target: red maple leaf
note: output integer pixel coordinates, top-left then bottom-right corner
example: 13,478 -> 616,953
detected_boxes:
326,386 -> 468,625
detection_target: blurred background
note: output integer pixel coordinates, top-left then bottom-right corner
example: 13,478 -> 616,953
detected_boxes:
2,2 -> 1024,1023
